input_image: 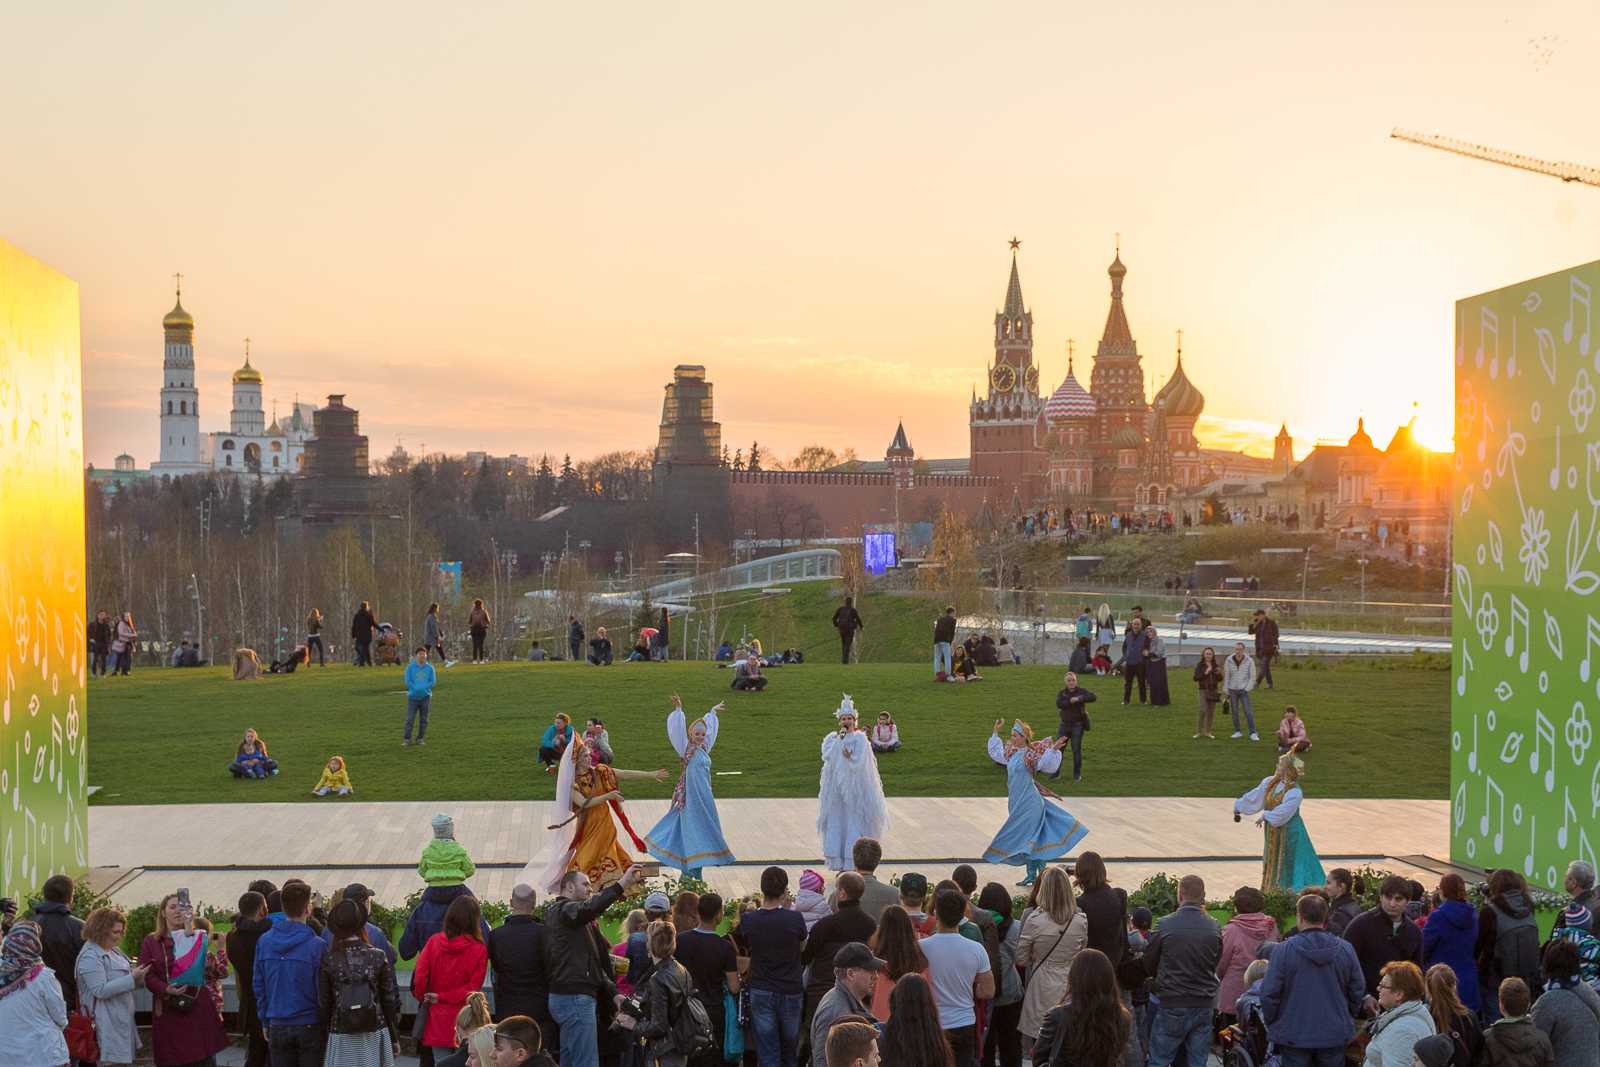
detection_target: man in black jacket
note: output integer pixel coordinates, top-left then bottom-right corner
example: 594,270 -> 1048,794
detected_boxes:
1052,671 -> 1098,782
568,617 -> 584,662
350,601 -> 377,666
546,863 -> 644,1067
489,884 -> 558,1047
1341,875 -> 1422,1002
1144,875 -> 1222,1067
933,606 -> 957,678
832,597 -> 864,664
226,891 -> 274,1067
32,875 -> 84,1011
1251,609 -> 1279,691
800,872 -> 877,1062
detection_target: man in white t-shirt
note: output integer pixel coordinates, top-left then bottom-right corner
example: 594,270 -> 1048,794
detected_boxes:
920,887 -> 994,1063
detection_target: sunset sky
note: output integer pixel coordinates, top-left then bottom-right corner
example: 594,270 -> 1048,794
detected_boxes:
5,2 -> 1595,471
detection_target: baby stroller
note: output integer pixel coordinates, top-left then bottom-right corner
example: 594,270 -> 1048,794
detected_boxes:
373,623 -> 403,665
1221,991 -> 1275,1067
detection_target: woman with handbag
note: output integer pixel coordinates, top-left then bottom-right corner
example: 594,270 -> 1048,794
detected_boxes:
615,920 -> 695,1067
414,896 -> 490,1062
0,920 -> 70,1067
1014,867 -> 1088,1054
138,893 -> 229,1067
75,906 -> 149,1067
319,899 -> 402,1067
112,611 -> 138,676
1192,646 -> 1223,739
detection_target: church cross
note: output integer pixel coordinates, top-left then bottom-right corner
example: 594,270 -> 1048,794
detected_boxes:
173,272 -> 183,296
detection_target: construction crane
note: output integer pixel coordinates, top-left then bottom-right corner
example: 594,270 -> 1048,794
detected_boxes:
1391,127 -> 1600,189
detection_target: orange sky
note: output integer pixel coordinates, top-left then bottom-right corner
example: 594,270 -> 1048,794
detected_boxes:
3,2 -> 1595,470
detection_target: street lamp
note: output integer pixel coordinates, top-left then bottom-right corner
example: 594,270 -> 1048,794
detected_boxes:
187,574 -> 205,660
579,540 -> 592,570
1356,557 -> 1369,612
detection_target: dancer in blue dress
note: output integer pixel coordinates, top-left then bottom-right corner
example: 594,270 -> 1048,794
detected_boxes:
1232,743 -> 1324,893
645,694 -> 734,880
983,719 -> 1091,887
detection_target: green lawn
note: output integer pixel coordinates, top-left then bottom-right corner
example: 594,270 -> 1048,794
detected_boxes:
86,660 -> 1449,804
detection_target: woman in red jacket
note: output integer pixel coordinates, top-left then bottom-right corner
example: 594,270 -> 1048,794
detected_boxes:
414,895 -> 490,1059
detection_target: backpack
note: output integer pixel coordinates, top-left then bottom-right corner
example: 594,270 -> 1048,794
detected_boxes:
335,975 -> 380,1032
1546,926 -> 1600,990
1492,903 -> 1543,984
664,964 -> 716,1057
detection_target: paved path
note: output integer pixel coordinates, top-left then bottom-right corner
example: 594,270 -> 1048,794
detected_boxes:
90,796 -> 1451,907
961,615 -> 1449,657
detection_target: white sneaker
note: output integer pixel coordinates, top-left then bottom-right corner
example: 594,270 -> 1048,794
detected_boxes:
445,660 -> 457,667
1231,731 -> 1244,738
1250,733 -> 1260,741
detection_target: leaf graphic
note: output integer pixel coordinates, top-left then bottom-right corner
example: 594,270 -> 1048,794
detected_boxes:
1489,520 -> 1504,570
1455,564 -> 1474,614
1539,326 -> 1557,385
1500,732 -> 1525,763
1462,483 -> 1473,515
1565,510 -> 1600,595
1546,610 -> 1564,660
1495,681 -> 1515,702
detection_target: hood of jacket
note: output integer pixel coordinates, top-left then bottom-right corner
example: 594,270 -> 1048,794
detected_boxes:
1494,890 -> 1534,919
1487,1018 -> 1546,1054
1432,898 -> 1476,931
433,933 -> 485,959
1227,912 -> 1281,941
233,915 -> 273,935
1285,928 -> 1348,966
1370,999 -> 1430,1036
262,918 -> 323,956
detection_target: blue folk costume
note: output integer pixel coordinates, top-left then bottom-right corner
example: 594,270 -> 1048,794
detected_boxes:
984,723 -> 1090,887
645,703 -> 734,879
1233,750 -> 1324,893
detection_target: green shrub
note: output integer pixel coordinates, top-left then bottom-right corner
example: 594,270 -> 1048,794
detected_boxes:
121,903 -> 159,959
1129,873 -> 1181,917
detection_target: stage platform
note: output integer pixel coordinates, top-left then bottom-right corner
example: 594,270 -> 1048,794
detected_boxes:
88,795 -> 1453,908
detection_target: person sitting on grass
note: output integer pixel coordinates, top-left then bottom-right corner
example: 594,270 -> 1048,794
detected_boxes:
229,728 -> 278,778
267,645 -> 308,673
626,639 -> 650,662
585,718 -> 614,764
1091,644 -> 1114,675
539,713 -> 574,770
1277,706 -> 1309,754
716,639 -> 735,662
588,627 -> 614,666
951,643 -> 981,682
732,652 -> 768,691
312,756 -> 353,796
527,640 -> 546,662
871,712 -> 901,753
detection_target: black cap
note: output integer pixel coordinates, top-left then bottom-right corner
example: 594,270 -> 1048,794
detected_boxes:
833,942 -> 886,972
342,883 -> 374,903
899,873 -> 928,900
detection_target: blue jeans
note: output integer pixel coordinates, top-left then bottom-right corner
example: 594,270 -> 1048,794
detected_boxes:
405,696 -> 431,741
268,1022 -> 326,1067
1279,1047 -> 1347,1067
1148,1005 -> 1211,1067
934,641 -> 952,674
751,988 -> 803,1067
549,993 -> 599,1067
1229,689 -> 1254,734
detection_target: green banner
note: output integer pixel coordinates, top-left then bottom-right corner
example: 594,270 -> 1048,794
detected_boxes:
1453,257 -> 1600,887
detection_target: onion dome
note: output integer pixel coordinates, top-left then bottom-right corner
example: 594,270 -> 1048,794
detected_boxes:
1045,365 -> 1096,422
1108,251 -> 1127,280
232,357 -> 263,385
163,296 -> 193,329
1152,356 -> 1204,418
1347,417 -> 1372,449
1113,416 -> 1142,449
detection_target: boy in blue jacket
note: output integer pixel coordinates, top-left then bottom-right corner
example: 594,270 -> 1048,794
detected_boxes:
403,646 -> 436,746
254,882 -> 327,1063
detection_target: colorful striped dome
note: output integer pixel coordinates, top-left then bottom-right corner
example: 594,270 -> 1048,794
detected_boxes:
1045,368 -> 1096,422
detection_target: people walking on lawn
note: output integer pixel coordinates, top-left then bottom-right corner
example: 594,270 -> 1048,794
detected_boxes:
1121,617 -> 1150,705
833,595 -> 864,664
654,605 -> 671,661
403,646 -> 436,746
1224,641 -> 1258,739
934,605 -> 957,680
525,737 -> 667,893
1251,608 -> 1280,691
646,694 -> 735,880
351,601 -> 378,667
466,597 -> 490,664
1053,671 -> 1097,782
1233,744 -> 1324,893
1193,646 -> 1223,739
1144,622 -> 1172,706
568,616 -> 584,662
818,695 -> 890,871
88,609 -> 111,678
984,719 -> 1084,887
306,607 -> 326,666
113,611 -> 138,675
312,756 -> 353,796
424,602 -> 452,665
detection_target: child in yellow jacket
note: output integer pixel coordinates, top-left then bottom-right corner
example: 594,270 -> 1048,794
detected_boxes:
312,756 -> 353,796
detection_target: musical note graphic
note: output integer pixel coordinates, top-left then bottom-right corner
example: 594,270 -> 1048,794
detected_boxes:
1566,276 -> 1592,358
1469,713 -> 1480,773
1547,610 -> 1565,661
1525,813 -> 1539,879
1459,640 -> 1475,697
1539,326 -> 1558,385
1482,776 -> 1506,854
1559,787 -> 1579,849
1478,401 -> 1495,463
1508,315 -> 1517,378
1506,595 -> 1531,672
1554,425 -> 1563,490
1531,710 -> 1557,792
1579,616 -> 1600,694
49,715 -> 61,794
1479,307 -> 1500,373
1500,731 -> 1525,764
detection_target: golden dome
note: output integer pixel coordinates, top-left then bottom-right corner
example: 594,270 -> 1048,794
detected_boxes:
163,297 -> 194,329
232,357 -> 263,385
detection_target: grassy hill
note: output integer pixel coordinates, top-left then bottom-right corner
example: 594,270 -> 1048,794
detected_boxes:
86,659 -> 1448,805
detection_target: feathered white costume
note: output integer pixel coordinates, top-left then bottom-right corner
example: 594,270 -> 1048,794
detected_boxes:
817,694 -> 890,870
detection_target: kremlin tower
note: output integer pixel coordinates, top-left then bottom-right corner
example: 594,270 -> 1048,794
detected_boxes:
150,281 -> 209,478
969,244 -> 1047,502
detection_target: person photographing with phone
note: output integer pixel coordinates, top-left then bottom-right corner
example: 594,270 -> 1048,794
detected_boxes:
139,891 -> 230,1067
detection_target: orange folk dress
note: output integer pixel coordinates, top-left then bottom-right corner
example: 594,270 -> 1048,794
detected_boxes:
570,764 -> 637,888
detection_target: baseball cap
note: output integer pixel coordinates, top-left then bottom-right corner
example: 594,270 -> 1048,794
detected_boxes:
342,883 -> 374,903
1130,906 -> 1153,930
833,942 -> 887,971
898,873 -> 928,900
644,892 -> 671,912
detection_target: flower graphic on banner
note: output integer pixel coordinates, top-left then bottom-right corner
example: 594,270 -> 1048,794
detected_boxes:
1476,593 -> 1501,651
1520,507 -> 1551,585
1567,703 -> 1593,766
1569,369 -> 1595,432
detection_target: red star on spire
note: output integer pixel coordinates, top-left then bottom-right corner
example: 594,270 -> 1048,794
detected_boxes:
1008,237 -> 1021,251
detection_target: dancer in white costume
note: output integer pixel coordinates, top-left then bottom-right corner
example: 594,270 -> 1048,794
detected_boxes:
817,694 -> 890,870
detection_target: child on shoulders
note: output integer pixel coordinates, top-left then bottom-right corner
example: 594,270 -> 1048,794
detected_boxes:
418,812 -> 477,907
796,869 -> 831,931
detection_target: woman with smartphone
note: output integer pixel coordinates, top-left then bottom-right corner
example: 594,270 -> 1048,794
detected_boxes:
138,892 -> 229,1067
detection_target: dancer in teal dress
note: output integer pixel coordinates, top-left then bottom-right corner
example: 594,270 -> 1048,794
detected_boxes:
983,719 -> 1091,887
645,694 -> 734,880
1232,744 -> 1324,893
